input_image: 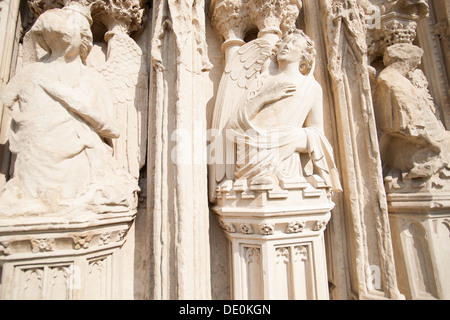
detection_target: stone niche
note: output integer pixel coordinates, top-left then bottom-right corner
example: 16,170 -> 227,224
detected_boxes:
208,0 -> 342,300
0,0 -> 450,301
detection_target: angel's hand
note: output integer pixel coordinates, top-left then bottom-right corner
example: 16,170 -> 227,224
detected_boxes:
244,82 -> 296,120
263,82 -> 297,104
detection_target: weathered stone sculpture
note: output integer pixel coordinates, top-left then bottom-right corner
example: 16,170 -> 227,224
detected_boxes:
0,3 -> 142,300
377,43 -> 450,183
369,0 -> 450,300
0,4 -> 139,217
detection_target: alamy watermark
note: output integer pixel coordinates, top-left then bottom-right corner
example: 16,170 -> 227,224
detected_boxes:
366,5 -> 382,30
368,265 -> 382,291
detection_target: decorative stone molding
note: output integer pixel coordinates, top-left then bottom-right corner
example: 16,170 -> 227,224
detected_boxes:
240,223 -> 254,235
98,232 -> 111,246
72,234 -> 93,250
218,220 -> 235,233
312,219 -> 329,232
0,241 -> 10,256
217,213 -> 331,237
258,223 -> 275,235
285,221 -> 305,234
388,194 -> 450,299
293,245 -> 308,262
0,210 -> 135,299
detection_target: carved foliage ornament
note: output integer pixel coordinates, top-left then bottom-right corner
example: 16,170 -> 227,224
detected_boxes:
28,0 -> 147,34
0,241 -> 11,256
73,234 -> 93,250
210,0 -> 302,41
369,0 -> 430,56
31,238 -> 55,253
286,221 -> 305,233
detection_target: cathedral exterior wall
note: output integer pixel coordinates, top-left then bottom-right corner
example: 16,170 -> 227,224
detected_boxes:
0,0 -> 449,300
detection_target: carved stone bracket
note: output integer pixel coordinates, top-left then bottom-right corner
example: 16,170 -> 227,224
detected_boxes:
214,202 -> 332,299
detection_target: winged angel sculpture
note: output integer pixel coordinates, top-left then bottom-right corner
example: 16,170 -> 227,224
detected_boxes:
0,3 -> 144,216
209,29 -> 342,201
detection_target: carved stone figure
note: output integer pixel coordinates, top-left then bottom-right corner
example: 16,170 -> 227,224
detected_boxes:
210,28 -> 342,198
0,5 -> 138,216
375,43 -> 450,181
26,0 -> 148,181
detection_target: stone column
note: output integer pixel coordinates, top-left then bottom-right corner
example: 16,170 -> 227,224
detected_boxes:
148,0 -> 212,299
0,0 -> 21,187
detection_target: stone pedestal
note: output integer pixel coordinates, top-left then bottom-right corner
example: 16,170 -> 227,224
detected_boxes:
0,211 -> 136,300
387,192 -> 450,300
213,176 -> 333,300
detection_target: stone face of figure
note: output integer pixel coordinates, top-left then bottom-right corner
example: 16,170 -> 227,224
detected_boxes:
276,34 -> 307,63
0,6 -> 138,217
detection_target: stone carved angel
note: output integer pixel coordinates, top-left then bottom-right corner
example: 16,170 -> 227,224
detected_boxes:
0,5 -> 139,216
209,29 -> 342,201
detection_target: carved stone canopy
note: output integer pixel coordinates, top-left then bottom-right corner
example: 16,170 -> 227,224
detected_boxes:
210,0 -> 302,44
368,0 -> 430,61
28,0 -> 148,35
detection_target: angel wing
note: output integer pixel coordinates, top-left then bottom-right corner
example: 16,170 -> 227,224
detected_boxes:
209,37 -> 272,201
96,31 -> 148,180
